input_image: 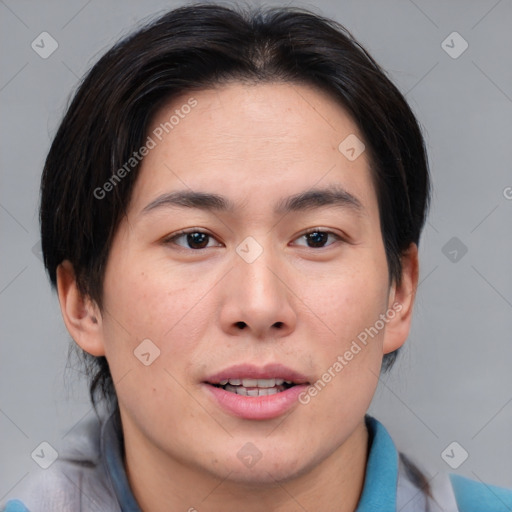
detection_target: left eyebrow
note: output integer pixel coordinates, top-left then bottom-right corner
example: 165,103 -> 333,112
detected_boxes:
139,185 -> 364,217
275,185 -> 364,216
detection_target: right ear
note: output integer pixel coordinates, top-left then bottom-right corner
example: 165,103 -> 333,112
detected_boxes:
56,260 -> 106,356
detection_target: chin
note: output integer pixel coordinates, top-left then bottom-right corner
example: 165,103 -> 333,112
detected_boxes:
210,452 -> 312,486
224,467 -> 300,487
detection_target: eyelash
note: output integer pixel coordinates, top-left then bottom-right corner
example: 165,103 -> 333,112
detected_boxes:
163,228 -> 345,250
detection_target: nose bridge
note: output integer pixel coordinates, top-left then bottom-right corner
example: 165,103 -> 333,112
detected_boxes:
235,235 -> 285,304
222,234 -> 296,336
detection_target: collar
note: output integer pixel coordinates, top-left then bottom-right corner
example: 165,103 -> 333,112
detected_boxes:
356,415 -> 398,511
102,413 -> 398,511
102,410 -> 143,512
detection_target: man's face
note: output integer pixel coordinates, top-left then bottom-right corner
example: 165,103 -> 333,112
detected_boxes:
94,82 -> 409,483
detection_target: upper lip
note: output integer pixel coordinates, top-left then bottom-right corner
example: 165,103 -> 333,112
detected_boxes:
204,363 -> 310,385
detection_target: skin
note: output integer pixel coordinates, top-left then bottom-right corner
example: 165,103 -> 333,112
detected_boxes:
57,82 -> 419,512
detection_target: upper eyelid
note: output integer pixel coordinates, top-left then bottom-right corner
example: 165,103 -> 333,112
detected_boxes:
164,229 -> 221,246
294,230 -> 344,246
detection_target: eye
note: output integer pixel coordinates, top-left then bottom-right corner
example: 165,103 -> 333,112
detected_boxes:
293,229 -> 343,249
163,229 -> 222,250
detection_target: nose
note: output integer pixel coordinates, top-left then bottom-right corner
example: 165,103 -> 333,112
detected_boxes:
219,241 -> 297,340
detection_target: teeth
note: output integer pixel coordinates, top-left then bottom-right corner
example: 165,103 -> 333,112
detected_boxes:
242,378 -> 276,388
224,384 -> 281,397
258,387 -> 279,396
216,377 -> 296,393
223,378 -> 286,387
236,386 -> 248,396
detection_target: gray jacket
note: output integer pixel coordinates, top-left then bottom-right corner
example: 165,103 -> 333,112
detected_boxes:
2,413 -> 498,511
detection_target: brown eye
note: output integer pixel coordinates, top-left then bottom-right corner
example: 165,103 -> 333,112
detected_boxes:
305,231 -> 329,248
165,230 -> 221,250
183,232 -> 210,249
295,229 -> 342,248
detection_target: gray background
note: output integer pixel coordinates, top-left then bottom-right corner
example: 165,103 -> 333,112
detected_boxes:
1,0 -> 511,502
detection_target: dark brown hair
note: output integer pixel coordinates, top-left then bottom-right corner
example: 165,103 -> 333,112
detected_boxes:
40,2 -> 430,409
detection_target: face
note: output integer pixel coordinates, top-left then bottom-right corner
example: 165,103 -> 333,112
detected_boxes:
71,82 -> 414,485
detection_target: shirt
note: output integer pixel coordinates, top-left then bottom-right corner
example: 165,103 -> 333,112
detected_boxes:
2,412 -> 511,511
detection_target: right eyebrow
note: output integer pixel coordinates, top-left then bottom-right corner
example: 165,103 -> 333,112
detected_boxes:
140,190 -> 235,216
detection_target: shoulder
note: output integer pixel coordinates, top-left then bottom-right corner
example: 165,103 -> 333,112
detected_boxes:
446,473 -> 512,512
398,453 -> 512,512
1,413 -> 121,512
397,452 -> 458,512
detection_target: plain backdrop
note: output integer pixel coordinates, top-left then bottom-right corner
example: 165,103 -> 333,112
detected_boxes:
1,0 -> 511,502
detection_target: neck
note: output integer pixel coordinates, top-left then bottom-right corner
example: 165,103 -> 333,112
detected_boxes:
123,419 -> 369,512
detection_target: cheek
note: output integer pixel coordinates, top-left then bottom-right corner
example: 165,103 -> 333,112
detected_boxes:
310,256 -> 388,391
101,258 -> 216,376
99,265 -> 209,418
302,260 -> 388,411
104,254 -> 200,331
314,261 -> 389,343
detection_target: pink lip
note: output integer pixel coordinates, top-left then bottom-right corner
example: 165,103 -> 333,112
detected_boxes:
203,383 -> 309,420
202,363 -> 310,420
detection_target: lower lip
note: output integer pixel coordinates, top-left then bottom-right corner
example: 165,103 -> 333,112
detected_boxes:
203,383 -> 309,420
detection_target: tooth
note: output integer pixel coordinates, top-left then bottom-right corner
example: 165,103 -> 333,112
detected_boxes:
257,378 -> 275,388
241,378 -> 258,387
275,379 -> 284,385
229,378 -> 242,385
257,387 -> 280,396
223,385 -> 283,396
284,380 -> 292,385
219,379 -> 228,385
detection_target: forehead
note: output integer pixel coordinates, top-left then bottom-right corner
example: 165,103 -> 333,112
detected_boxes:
128,82 -> 378,220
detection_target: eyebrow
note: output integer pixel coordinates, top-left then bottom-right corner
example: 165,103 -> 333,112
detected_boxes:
276,186 -> 363,216
140,185 -> 364,217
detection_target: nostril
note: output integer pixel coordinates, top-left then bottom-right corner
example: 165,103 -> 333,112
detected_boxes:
235,321 -> 246,329
274,322 -> 284,328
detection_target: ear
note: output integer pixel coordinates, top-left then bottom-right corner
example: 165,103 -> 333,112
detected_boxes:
382,243 -> 419,354
56,260 -> 106,356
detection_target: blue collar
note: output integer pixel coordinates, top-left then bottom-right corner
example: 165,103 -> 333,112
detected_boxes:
102,411 -> 142,512
356,415 -> 398,512
103,413 -> 398,511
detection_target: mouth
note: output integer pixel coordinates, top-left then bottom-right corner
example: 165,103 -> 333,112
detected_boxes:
203,364 -> 311,420
209,378 -> 298,397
